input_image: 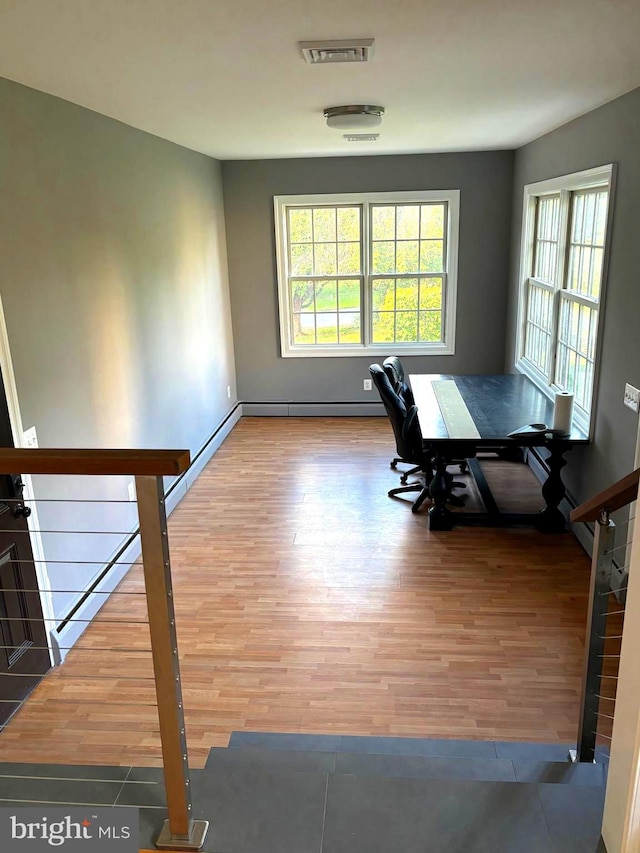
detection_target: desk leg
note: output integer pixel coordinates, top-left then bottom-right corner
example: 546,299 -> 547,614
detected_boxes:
428,453 -> 455,531
538,443 -> 568,532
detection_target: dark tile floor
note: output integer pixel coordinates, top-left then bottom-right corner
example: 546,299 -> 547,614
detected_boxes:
0,734 -> 608,852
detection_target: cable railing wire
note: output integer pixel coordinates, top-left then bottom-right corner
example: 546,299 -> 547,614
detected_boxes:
0,645 -> 152,653
0,529 -> 140,535
0,616 -> 149,624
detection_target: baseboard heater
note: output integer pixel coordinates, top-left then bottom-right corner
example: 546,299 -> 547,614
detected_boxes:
242,401 -> 385,417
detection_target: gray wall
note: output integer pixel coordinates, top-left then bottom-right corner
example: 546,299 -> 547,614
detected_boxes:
0,77 -> 237,621
506,86 -> 640,505
222,152 -> 514,404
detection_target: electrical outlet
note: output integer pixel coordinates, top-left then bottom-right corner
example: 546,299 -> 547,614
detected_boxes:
128,480 -> 137,502
227,385 -> 231,399
23,426 -> 38,448
624,383 -> 640,413
363,379 -> 372,391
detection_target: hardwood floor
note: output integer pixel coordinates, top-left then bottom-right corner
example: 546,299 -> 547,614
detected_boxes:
0,417 -> 593,768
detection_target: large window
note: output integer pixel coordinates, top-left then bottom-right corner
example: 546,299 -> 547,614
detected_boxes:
274,191 -> 459,357
516,165 -> 614,432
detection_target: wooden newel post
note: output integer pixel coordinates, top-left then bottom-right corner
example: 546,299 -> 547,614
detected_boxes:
136,475 -> 209,851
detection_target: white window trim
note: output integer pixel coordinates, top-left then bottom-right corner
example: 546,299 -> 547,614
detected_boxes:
274,190 -> 459,358
515,164 -> 616,437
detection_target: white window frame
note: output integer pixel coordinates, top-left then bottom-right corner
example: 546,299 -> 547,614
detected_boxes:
515,164 -> 616,436
274,190 -> 459,358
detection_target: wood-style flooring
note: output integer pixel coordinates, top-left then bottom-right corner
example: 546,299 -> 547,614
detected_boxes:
0,418 -> 594,768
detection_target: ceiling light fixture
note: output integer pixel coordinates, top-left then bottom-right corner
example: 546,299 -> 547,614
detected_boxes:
324,105 -> 384,131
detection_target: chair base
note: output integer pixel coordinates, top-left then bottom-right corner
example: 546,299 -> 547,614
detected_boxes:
390,457 -> 422,483
388,480 -> 467,513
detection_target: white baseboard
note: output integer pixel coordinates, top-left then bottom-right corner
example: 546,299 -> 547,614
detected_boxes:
49,404 -> 242,662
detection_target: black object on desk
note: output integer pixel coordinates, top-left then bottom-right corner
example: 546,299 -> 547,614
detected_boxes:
408,374 -> 589,532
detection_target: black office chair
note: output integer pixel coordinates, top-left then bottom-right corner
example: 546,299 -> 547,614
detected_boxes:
382,356 -> 421,483
382,355 -> 468,480
370,364 -> 466,513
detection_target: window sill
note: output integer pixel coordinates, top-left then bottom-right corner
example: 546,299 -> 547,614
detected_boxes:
515,358 -> 592,437
281,344 -> 455,358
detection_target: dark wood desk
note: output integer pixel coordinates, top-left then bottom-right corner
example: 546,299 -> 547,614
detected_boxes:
408,374 -> 589,531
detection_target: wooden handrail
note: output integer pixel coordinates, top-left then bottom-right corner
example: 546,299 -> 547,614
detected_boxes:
571,468 -> 640,523
0,448 -> 190,476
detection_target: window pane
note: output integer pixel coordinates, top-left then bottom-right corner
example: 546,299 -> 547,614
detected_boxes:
533,195 -> 560,283
291,281 -> 315,312
371,205 -> 448,287
420,240 -> 444,273
313,208 -> 336,242
555,295 -> 598,410
523,281 -> 553,374
316,312 -> 338,343
566,189 -> 608,299
419,311 -> 442,342
396,312 -> 418,342
315,281 -> 337,311
372,312 -> 395,342
290,244 -> 313,275
293,312 -> 316,344
290,280 -> 360,345
372,279 -> 395,310
288,208 -> 312,243
338,279 -> 360,310
337,207 -> 360,242
421,204 -> 445,239
314,243 -> 337,275
338,312 -> 361,343
337,242 -> 361,275
371,206 -> 395,240
372,242 -> 396,274
396,279 -> 419,310
396,241 -> 419,273
396,206 -> 420,239
420,278 -> 442,310
370,277 -> 434,344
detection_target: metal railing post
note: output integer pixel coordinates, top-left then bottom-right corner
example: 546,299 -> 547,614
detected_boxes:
572,511 -> 616,763
136,475 -> 208,851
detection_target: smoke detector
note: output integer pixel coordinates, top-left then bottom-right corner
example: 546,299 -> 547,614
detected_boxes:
299,39 -> 375,65
324,105 -> 384,131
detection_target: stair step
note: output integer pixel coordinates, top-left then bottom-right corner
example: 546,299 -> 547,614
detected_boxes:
335,751 -> 516,782
228,731 -> 587,763
206,746 -> 336,774
228,730 -> 340,752
513,759 -> 606,786
210,745 -> 606,786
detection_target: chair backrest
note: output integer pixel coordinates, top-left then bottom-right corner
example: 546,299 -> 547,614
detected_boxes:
383,356 -> 415,408
370,364 -> 423,463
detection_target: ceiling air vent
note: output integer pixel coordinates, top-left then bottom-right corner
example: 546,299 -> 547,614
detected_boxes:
299,39 -> 375,65
343,133 -> 380,143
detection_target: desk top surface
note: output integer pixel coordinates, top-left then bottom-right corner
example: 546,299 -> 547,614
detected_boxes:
408,373 -> 589,443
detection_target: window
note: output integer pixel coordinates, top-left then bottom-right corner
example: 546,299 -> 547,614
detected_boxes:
516,165 -> 614,432
274,191 -> 459,357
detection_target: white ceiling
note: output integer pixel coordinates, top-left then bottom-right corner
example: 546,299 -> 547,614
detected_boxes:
1,0 -> 639,160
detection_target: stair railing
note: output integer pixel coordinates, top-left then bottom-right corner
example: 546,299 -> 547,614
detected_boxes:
0,448 -> 208,851
570,468 -> 639,763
